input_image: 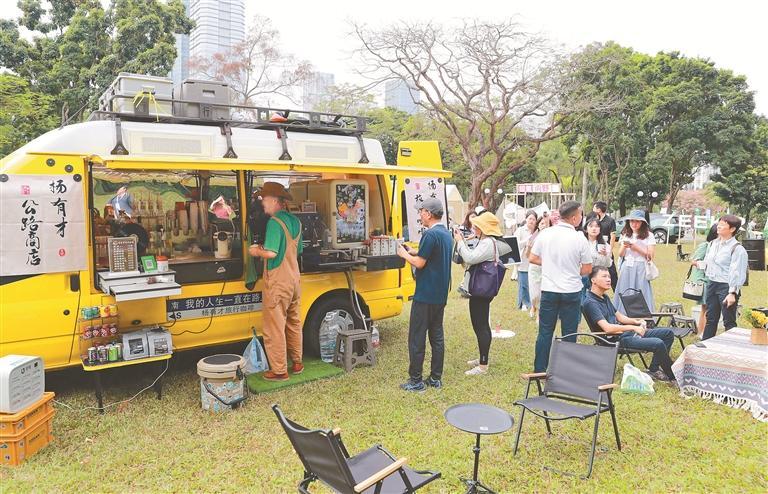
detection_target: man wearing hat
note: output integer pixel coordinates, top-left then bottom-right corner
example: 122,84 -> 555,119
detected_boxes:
249,182 -> 303,381
396,197 -> 453,392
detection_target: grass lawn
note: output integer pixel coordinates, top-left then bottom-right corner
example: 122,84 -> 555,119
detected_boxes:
2,245 -> 766,492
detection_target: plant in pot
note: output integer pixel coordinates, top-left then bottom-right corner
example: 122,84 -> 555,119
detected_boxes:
744,309 -> 768,345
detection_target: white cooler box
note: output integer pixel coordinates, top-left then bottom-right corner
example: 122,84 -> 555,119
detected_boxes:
99,72 -> 173,117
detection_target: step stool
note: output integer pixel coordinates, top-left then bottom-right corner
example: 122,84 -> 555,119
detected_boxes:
660,302 -> 684,316
333,329 -> 376,372
671,315 -> 698,350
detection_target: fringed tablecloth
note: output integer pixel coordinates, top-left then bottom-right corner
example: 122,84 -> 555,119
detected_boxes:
672,327 -> 768,421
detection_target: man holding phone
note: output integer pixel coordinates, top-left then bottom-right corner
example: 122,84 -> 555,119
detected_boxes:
396,198 -> 452,392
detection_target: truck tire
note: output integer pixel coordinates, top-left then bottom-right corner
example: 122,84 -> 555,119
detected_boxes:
653,228 -> 668,244
302,296 -> 364,357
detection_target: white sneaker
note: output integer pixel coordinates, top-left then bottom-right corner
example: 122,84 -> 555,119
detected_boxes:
466,359 -> 480,367
520,305 -> 529,311
465,366 -> 488,376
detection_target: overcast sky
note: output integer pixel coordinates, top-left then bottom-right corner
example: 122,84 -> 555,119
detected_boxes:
249,0 -> 767,115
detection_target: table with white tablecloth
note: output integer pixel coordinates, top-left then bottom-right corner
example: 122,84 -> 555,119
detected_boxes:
672,327 -> 768,421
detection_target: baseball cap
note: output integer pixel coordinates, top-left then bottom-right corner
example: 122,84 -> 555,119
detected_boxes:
419,197 -> 444,217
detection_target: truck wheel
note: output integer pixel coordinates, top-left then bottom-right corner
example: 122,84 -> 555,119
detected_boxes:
303,296 -> 363,357
653,229 -> 668,244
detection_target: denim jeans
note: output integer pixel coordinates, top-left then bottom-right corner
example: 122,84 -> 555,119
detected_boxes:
620,328 -> 675,378
534,290 -> 581,372
517,271 -> 530,308
408,301 -> 445,382
703,281 -> 740,340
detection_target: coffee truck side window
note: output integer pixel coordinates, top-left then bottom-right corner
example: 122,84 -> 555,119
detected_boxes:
91,167 -> 243,283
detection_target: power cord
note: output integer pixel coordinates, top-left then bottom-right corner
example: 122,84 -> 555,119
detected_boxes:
170,280 -> 227,336
52,359 -> 169,412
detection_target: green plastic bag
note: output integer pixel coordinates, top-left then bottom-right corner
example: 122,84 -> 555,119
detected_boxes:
620,363 -> 655,395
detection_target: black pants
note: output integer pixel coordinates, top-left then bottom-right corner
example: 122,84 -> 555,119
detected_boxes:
703,281 -> 740,340
408,301 -> 445,381
469,297 -> 493,365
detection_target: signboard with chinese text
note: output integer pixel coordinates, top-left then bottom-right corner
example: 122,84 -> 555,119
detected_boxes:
166,292 -> 263,321
403,177 -> 448,242
0,174 -> 87,276
515,183 -> 561,194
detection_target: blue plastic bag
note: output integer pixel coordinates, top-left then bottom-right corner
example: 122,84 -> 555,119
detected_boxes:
243,332 -> 268,375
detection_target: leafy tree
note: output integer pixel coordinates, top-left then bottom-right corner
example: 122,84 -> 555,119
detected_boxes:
188,15 -> 311,106
0,0 -> 193,123
0,74 -> 57,158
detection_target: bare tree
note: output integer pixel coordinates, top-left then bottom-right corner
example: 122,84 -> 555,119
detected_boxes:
189,15 -> 312,106
352,19 -> 604,208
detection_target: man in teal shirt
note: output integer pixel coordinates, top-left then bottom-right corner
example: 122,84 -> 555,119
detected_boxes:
249,182 -> 303,381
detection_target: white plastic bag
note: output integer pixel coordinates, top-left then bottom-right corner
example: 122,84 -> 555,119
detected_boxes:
620,362 -> 655,395
243,333 -> 268,375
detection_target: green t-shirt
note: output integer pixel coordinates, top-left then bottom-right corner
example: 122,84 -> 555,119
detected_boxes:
263,210 -> 303,270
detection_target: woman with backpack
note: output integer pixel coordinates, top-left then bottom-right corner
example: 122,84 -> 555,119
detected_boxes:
698,215 -> 749,340
453,212 -> 511,376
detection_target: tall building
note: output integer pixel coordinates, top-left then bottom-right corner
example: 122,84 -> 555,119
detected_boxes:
188,0 -> 246,74
302,72 -> 335,111
685,164 -> 719,190
384,79 -> 420,114
170,0 -> 191,86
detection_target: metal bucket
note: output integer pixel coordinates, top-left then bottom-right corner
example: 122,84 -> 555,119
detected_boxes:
196,354 -> 247,412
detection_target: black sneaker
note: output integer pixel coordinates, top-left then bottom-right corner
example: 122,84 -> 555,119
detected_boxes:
425,377 -> 443,389
399,379 -> 426,393
646,370 -> 671,382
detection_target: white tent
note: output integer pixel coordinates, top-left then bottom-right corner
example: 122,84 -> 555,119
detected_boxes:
446,184 -> 466,225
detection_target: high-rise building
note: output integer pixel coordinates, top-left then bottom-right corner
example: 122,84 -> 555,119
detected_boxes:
188,0 -> 246,73
384,79 -> 420,114
170,0 -> 191,86
303,72 -> 335,111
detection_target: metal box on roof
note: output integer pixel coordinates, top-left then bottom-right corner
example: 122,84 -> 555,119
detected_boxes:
176,79 -> 231,120
98,72 -> 173,117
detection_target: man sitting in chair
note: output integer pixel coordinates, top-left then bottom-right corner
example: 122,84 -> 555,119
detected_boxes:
582,266 -> 676,383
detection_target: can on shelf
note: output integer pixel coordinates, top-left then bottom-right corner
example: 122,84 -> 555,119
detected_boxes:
81,307 -> 92,320
97,345 -> 108,364
99,305 -> 110,318
109,324 -> 118,335
83,328 -> 92,339
100,326 -> 109,338
109,304 -> 118,316
107,344 -> 118,362
87,306 -> 99,319
114,342 -> 122,360
87,347 -> 97,365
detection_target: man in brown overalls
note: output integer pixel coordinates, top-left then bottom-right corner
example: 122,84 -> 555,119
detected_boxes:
248,182 -> 303,381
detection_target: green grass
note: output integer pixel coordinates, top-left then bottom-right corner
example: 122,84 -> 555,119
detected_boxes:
246,358 -> 344,394
2,245 -> 766,492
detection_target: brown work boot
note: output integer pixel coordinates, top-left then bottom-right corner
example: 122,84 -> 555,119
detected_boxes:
263,370 -> 289,381
291,362 -> 304,374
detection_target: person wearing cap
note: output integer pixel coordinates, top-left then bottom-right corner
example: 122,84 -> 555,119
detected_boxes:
248,182 -> 303,381
613,209 -> 656,314
396,197 -> 453,392
529,201 -> 592,373
454,212 -> 512,376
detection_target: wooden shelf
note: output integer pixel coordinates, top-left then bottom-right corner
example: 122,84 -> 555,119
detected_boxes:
81,353 -> 171,372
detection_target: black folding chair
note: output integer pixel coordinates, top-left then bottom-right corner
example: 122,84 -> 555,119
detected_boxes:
273,404 -> 440,493
619,288 -> 694,350
513,333 -> 621,479
581,306 -> 650,369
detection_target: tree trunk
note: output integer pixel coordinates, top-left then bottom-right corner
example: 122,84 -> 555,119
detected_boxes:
581,164 -> 588,206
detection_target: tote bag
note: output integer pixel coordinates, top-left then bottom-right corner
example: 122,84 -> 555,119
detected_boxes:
467,240 -> 507,298
645,260 -> 660,281
682,266 -> 704,300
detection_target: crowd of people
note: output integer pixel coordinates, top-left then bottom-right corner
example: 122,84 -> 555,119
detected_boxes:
395,197 -> 751,392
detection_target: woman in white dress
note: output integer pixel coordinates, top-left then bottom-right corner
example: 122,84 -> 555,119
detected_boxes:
614,210 -> 656,313
526,214 -> 551,321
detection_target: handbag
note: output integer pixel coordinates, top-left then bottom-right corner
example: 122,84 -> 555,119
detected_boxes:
467,239 -> 507,298
645,260 -> 660,281
682,266 -> 704,300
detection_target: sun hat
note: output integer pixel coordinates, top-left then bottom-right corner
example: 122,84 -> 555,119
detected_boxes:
624,209 -> 648,223
419,197 -> 444,217
259,182 -> 293,201
470,211 -> 503,237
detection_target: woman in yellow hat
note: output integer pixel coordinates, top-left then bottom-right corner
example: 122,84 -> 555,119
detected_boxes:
453,212 -> 512,376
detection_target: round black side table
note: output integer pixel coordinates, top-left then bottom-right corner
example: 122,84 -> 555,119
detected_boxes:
445,403 -> 514,494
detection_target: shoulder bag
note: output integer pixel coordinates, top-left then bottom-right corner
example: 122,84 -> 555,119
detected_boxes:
645,259 -> 660,281
467,239 -> 507,298
682,265 -> 705,300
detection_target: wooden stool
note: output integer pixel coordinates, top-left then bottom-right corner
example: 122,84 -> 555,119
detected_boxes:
660,302 -> 684,316
333,329 -> 376,372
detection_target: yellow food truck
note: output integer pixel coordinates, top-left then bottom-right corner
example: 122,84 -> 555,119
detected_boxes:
0,74 -> 449,370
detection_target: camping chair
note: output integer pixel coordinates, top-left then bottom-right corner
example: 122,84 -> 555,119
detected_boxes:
513,333 -> 621,479
581,306 -> 650,369
676,244 -> 690,262
618,288 -> 694,350
272,404 -> 440,493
